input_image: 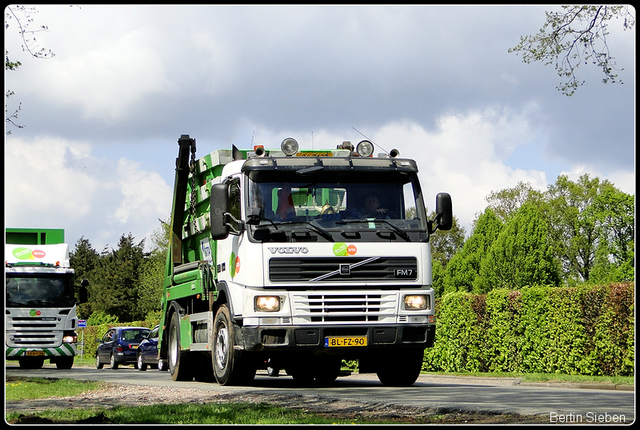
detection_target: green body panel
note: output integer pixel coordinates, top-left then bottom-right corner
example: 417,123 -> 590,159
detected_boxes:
6,228 -> 65,245
180,314 -> 192,350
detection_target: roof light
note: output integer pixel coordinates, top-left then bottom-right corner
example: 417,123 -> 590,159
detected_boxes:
389,148 -> 400,158
356,140 -> 374,157
281,138 -> 299,156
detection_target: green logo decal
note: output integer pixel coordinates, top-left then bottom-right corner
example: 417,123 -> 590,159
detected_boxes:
12,247 -> 34,260
333,243 -> 348,256
333,243 -> 357,256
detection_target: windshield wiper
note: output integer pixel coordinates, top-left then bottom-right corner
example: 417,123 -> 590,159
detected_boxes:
336,219 -> 411,242
279,220 -> 334,242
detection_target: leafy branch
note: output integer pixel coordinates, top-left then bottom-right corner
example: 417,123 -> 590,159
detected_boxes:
509,5 -> 635,96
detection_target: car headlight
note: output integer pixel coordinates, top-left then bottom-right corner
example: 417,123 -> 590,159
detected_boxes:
403,294 -> 430,310
255,296 -> 281,312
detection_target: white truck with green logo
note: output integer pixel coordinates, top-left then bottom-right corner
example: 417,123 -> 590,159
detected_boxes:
159,135 -> 452,386
5,229 -> 88,369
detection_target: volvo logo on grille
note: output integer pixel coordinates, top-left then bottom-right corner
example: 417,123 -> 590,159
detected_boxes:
268,247 -> 309,255
339,264 -> 351,275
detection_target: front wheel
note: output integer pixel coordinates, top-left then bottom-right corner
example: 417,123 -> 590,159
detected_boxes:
55,357 -> 74,369
138,353 -> 147,371
212,305 -> 255,385
376,348 -> 424,386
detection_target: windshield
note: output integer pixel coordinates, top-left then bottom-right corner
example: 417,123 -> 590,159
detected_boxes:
121,329 -> 150,342
6,274 -> 76,308
247,170 -> 427,242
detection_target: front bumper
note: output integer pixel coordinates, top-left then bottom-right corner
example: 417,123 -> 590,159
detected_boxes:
238,323 -> 435,353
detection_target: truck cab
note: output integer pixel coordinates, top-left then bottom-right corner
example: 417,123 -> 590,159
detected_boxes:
159,136 -> 452,386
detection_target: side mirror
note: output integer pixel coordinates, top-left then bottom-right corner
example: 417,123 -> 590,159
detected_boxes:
435,193 -> 453,231
210,183 -> 230,240
78,279 -> 89,304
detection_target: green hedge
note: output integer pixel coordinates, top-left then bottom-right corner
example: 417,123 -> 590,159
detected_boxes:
423,282 -> 634,376
78,320 -> 160,359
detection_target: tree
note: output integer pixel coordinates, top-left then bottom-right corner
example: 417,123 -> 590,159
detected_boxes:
484,181 -> 544,224
69,236 -> 100,318
91,233 -> 147,322
429,212 -> 466,268
475,203 -> 560,292
509,5 -> 635,96
584,181 -> 634,284
544,174 -> 610,285
136,218 -> 170,319
5,5 -> 57,133
443,208 -> 503,296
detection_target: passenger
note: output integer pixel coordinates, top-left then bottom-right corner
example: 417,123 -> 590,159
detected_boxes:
275,186 -> 296,221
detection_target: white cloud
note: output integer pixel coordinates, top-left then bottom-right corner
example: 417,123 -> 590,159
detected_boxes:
113,157 -> 172,225
371,110 -> 550,234
5,136 -> 172,251
28,27 -> 176,121
5,136 -> 98,219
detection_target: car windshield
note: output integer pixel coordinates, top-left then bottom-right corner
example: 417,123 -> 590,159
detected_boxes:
247,169 -> 427,242
6,274 -> 75,308
121,329 -> 150,342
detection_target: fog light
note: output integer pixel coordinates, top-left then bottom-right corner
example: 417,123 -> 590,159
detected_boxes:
256,296 -> 281,312
404,294 -> 429,310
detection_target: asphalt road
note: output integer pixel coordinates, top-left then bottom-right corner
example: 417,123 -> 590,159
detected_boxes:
5,364 -> 635,424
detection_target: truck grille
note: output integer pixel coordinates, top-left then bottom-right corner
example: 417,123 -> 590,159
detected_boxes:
269,257 -> 417,283
291,292 -> 398,324
6,317 -> 65,348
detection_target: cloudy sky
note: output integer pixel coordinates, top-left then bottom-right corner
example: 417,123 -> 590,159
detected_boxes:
5,5 -> 635,252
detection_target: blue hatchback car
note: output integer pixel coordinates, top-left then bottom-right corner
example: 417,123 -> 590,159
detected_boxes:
96,326 -> 151,370
137,325 -> 167,371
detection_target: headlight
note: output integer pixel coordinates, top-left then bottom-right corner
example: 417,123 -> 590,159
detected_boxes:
62,331 -> 78,343
255,296 -> 281,312
403,294 -> 430,310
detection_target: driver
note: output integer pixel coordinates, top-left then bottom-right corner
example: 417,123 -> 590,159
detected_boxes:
360,194 -> 390,218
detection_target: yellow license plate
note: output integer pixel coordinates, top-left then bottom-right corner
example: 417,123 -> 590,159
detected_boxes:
25,351 -> 45,356
130,345 -> 138,349
324,336 -> 367,347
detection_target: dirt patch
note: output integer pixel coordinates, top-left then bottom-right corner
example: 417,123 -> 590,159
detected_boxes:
6,383 -> 553,424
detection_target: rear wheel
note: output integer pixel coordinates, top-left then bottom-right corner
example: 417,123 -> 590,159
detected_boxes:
95,354 -> 103,369
168,311 -> 193,381
109,353 -> 119,370
212,305 -> 255,385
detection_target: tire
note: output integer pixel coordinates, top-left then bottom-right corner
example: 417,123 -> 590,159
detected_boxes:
55,357 -> 74,369
96,353 -> 103,369
376,348 -> 424,386
158,357 -> 167,371
138,353 -> 147,371
109,353 -> 119,370
168,311 -> 193,381
314,357 -> 342,384
212,305 -> 255,385
18,357 -> 44,369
